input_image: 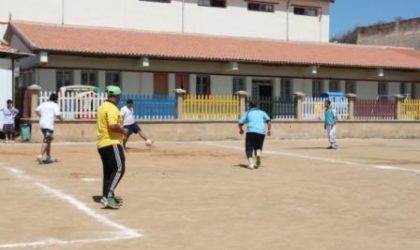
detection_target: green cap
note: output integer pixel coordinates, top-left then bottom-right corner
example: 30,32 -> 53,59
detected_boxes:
106,85 -> 122,96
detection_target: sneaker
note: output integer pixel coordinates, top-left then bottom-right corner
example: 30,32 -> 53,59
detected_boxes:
100,196 -> 121,209
248,163 -> 255,170
145,139 -> 154,147
110,192 -> 123,205
332,145 -> 338,150
36,155 -> 44,164
45,156 -> 57,163
10,140 -> 15,144
255,156 -> 261,168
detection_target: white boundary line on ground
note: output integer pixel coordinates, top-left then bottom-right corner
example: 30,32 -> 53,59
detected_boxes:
200,142 -> 420,175
0,165 -> 142,249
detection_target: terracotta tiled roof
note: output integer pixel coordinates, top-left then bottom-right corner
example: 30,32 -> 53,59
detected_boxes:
9,21 -> 420,70
0,43 -> 17,54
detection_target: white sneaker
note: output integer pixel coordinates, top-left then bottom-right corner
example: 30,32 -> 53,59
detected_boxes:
248,164 -> 255,169
10,140 -> 15,144
36,155 -> 44,164
145,139 -> 154,146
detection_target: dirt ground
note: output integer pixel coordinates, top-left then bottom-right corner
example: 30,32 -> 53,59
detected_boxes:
1,138 -> 420,250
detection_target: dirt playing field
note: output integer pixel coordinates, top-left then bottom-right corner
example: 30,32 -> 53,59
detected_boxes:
1,138 -> 420,250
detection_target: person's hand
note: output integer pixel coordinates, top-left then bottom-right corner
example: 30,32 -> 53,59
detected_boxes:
239,128 -> 244,135
267,130 -> 271,136
324,124 -> 327,130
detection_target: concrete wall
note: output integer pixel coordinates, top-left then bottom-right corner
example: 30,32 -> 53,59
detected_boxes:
25,120 -> 420,142
211,75 -> 232,95
0,0 -> 330,42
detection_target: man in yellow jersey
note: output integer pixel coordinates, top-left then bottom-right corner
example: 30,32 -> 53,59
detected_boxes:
96,85 -> 128,209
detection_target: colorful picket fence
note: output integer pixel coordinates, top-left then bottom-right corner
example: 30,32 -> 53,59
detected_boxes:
40,91 -> 107,119
302,97 -> 349,120
354,99 -> 395,120
400,99 -> 420,120
182,95 -> 240,120
247,97 -> 295,119
119,95 -> 177,120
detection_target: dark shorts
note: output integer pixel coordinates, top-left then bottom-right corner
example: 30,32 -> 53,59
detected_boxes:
124,123 -> 141,135
41,129 -> 54,143
246,132 -> 266,151
3,124 -> 14,133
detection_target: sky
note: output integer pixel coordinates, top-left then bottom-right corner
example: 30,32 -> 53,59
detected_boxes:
330,0 -> 420,39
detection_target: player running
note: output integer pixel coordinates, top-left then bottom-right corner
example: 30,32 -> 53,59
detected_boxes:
238,101 -> 271,169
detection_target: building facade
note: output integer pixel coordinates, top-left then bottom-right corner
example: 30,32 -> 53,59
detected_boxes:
0,0 -> 332,42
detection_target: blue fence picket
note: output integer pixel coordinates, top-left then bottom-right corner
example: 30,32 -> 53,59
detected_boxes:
118,94 -> 177,120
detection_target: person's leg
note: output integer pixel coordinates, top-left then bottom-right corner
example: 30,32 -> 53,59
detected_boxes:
9,125 -> 15,142
330,125 -> 337,148
134,124 -> 153,145
245,133 -> 255,168
326,125 -> 334,148
98,145 -> 120,209
255,134 -> 265,167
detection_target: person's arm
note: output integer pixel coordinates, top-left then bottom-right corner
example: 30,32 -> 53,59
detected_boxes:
107,111 -> 128,136
266,121 -> 271,136
35,106 -> 41,118
54,105 -> 63,122
264,113 -> 271,136
238,112 -> 247,135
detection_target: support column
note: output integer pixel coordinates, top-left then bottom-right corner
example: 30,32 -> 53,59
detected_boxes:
346,93 -> 357,120
294,92 -> 305,120
24,84 -> 41,119
174,88 -> 186,119
394,94 -> 404,120
236,90 -> 248,115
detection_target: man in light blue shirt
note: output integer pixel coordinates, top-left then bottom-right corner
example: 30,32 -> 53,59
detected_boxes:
238,101 -> 271,169
324,100 -> 338,149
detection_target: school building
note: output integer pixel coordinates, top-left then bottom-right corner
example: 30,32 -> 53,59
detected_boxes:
1,0 -> 420,101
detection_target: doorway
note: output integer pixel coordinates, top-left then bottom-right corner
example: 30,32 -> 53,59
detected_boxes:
252,79 -> 273,115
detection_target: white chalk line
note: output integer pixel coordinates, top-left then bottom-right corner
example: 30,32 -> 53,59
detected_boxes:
0,166 -> 142,249
199,142 -> 420,175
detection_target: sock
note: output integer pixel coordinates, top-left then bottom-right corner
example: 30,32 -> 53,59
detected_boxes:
256,150 -> 261,157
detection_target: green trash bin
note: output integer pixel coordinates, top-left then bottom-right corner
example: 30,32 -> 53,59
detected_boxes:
21,123 -> 31,142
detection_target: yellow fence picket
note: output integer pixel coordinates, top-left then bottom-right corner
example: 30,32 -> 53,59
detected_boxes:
182,95 -> 240,120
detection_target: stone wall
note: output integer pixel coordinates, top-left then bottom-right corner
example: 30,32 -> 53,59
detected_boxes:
356,18 -> 420,49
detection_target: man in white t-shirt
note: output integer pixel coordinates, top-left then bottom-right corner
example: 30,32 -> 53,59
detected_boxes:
1,99 -> 19,143
120,99 -> 153,150
35,93 -> 63,163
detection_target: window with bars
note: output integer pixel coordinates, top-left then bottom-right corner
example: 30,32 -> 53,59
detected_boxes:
56,70 -> 74,90
248,2 -> 274,12
293,6 -> 318,16
378,82 -> 388,99
312,79 -> 323,97
139,0 -> 171,3
81,71 -> 98,86
280,79 -> 292,99
232,77 -> 246,95
106,72 -> 121,87
196,75 -> 211,95
198,0 -> 226,8
329,80 -> 340,92
345,81 -> 356,94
